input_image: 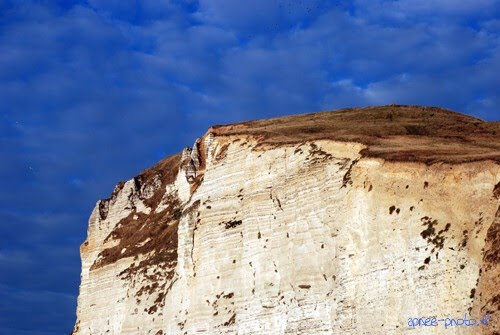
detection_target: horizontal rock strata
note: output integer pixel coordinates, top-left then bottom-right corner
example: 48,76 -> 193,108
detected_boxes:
73,106 -> 499,335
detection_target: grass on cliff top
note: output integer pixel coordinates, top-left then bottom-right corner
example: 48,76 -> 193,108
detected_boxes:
208,105 -> 500,163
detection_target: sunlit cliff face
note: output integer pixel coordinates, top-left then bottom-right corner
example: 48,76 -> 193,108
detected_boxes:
73,106 -> 499,335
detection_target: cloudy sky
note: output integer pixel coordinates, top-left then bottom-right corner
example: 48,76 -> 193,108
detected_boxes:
0,0 -> 499,333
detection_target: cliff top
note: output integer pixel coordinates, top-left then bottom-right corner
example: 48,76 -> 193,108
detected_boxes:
209,105 -> 500,163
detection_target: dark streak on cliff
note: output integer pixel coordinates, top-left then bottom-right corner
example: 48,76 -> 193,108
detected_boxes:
475,205 -> 500,335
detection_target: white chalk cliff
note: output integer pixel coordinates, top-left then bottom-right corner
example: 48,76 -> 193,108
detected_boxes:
73,106 -> 500,335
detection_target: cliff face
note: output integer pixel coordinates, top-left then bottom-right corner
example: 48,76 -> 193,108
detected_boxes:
73,106 -> 500,335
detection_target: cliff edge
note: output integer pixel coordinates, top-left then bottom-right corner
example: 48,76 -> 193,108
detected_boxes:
73,105 -> 499,335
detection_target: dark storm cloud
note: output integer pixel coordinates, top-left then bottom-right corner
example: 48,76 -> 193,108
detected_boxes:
0,1 -> 498,334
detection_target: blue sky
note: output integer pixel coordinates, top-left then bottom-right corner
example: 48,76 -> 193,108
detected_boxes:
0,1 -> 499,334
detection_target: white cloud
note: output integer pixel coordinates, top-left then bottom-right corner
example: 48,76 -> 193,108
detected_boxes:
354,0 -> 499,22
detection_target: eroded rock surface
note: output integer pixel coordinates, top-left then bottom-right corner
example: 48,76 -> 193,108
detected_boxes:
73,106 -> 499,335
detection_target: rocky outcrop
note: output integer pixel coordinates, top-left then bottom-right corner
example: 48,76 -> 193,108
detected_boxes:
182,138 -> 203,184
73,105 -> 499,335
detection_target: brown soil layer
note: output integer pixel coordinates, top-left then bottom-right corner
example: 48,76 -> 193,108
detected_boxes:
209,105 -> 500,163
